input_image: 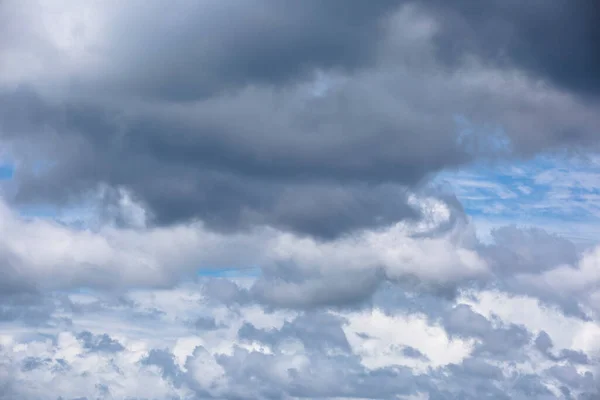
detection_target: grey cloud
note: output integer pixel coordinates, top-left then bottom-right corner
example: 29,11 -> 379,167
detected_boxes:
371,280 -> 456,318
204,271 -> 382,310
442,304 -> 532,359
251,262 -> 385,309
214,346 -> 419,399
425,0 -> 600,97
433,357 -> 509,399
202,278 -> 253,307
1,1 -> 598,240
76,331 -> 125,353
401,345 -> 429,361
443,304 -> 493,338
547,365 -> 595,391
510,374 -> 555,399
456,357 -> 504,381
535,330 -> 554,353
141,348 -> 184,385
103,0 -> 402,102
20,357 -> 51,373
473,323 -> 531,358
426,362 -> 560,400
535,331 -> 591,365
483,226 -> 579,275
193,316 -> 220,331
478,226 -> 593,321
0,292 -> 62,327
0,83 -> 432,238
0,0 -> 428,239
0,255 -> 38,297
192,224 -> 593,319
202,272 -> 381,311
558,349 -> 590,365
238,312 -> 351,354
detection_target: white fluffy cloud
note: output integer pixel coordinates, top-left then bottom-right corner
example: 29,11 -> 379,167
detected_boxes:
0,193 -> 486,294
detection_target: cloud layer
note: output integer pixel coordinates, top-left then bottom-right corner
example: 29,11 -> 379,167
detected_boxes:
0,1 -> 599,399
1,0 -> 599,237
0,282 -> 598,399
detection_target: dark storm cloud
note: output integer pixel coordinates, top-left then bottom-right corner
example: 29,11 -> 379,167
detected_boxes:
2,0 -> 598,239
105,0 -> 402,102
89,0 -> 600,103
0,86 -> 430,238
426,0 -> 600,97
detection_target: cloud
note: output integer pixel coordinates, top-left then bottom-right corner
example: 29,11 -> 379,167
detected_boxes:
513,245 -> 600,320
483,225 -> 579,275
0,1 -> 599,398
0,1 -> 598,238
0,283 -> 597,399
424,0 -> 600,97
0,193 -> 487,305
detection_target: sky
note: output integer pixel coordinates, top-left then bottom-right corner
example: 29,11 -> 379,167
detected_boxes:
0,1 -> 599,399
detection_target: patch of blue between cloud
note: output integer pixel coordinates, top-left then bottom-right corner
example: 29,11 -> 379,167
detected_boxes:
438,152 -> 600,243
0,160 -> 56,181
0,164 -> 13,180
18,204 -> 60,219
0,162 -> 64,219
197,266 -> 260,278
454,115 -> 512,156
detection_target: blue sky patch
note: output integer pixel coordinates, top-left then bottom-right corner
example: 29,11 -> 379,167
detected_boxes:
439,154 -> 600,242
0,164 -> 14,180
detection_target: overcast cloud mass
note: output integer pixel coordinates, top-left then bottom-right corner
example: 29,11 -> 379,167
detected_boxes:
0,0 -> 599,399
